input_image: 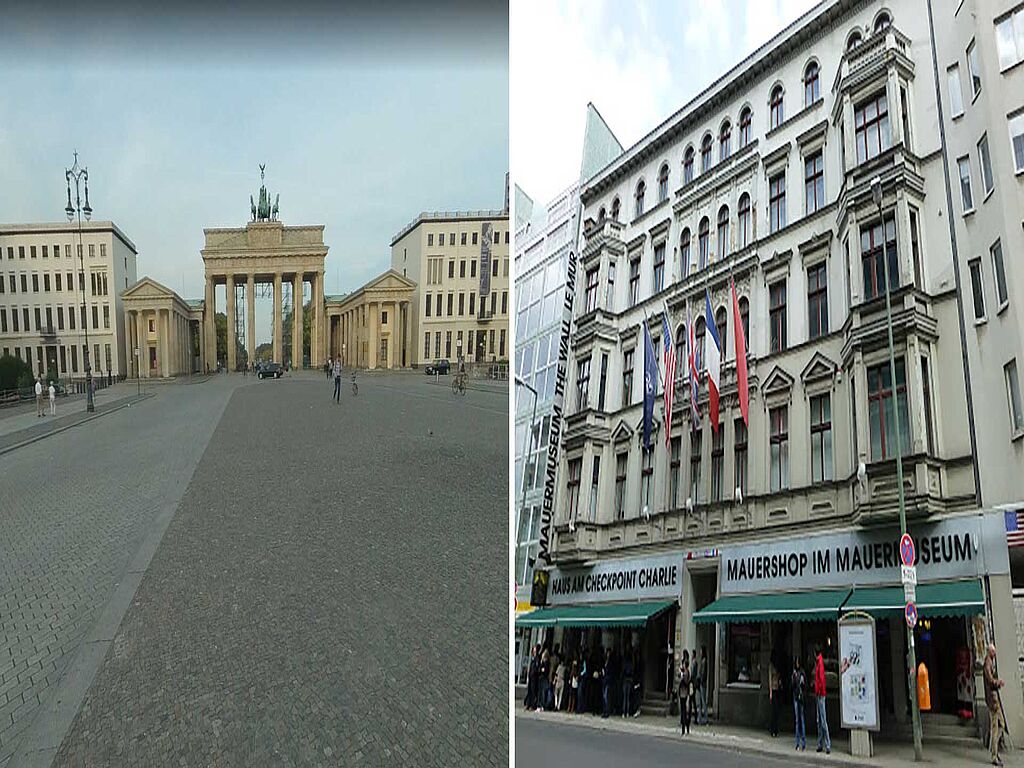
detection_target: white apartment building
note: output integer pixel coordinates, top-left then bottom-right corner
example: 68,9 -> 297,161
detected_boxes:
528,0 -> 1023,744
0,222 -> 138,380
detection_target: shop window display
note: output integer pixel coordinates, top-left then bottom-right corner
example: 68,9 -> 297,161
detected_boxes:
727,623 -> 762,683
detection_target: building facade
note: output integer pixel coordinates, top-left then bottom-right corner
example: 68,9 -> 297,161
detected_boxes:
0,222 -> 138,380
390,206 -> 510,369
534,0 -> 1023,743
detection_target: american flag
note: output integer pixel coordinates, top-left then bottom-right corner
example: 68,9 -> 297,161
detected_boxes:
661,308 -> 676,449
1005,510 -> 1024,548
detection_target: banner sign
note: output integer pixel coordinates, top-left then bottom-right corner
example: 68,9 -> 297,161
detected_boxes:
548,553 -> 685,605
839,615 -> 880,731
479,222 -> 492,299
720,513 -> 1007,594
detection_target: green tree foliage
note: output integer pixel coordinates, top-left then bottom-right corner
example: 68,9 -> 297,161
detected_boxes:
0,354 -> 33,391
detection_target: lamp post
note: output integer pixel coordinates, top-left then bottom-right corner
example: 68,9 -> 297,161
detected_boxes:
134,347 -> 140,396
65,151 -> 94,413
871,175 -> 922,761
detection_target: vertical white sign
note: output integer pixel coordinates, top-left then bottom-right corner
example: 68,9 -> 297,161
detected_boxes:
839,616 -> 880,731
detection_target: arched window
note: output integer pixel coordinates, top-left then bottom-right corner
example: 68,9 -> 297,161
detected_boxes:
739,296 -> 750,351
680,227 -> 691,278
683,146 -> 695,184
701,134 -> 713,173
635,180 -> 646,218
715,307 -> 728,359
770,85 -> 784,130
598,207 -> 606,224
611,197 -> 620,222
720,121 -> 732,161
804,61 -> 820,106
698,217 -> 710,269
716,206 -> 730,260
739,107 -> 752,148
695,316 -> 706,369
658,163 -> 670,202
847,31 -> 862,51
676,324 -> 687,367
874,12 -> 891,32
738,193 -> 751,248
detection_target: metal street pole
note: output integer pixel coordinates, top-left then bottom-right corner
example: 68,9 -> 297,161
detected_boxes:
872,176 -> 922,761
65,152 -> 94,413
514,376 -> 539,555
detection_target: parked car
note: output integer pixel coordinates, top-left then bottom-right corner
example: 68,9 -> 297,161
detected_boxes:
424,358 -> 451,375
258,362 -> 283,379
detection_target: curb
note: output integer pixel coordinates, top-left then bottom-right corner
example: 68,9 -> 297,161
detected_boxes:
0,394 -> 154,457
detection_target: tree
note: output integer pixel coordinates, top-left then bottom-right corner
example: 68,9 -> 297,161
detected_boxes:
0,354 -> 33,391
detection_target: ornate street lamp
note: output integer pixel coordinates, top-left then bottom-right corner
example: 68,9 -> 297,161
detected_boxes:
66,151 -> 94,412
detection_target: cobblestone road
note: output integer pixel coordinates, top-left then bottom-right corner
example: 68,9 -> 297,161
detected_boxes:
51,373 -> 508,766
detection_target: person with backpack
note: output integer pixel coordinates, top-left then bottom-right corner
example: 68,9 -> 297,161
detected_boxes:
679,649 -> 692,735
792,656 -> 807,751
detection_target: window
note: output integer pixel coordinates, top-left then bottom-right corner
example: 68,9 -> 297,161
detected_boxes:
658,163 -> 669,202
640,448 -> 654,514
653,243 -> 665,292
855,92 -> 890,163
860,215 -> 899,300
947,65 -> 964,118
868,359 -> 911,460
683,147 -> 695,184
102,305 -> 109,329
719,122 -> 731,161
874,11 -> 891,31
769,405 -> 789,491
1010,110 -> 1024,173
32,274 -> 39,293
1006,359 -> 1024,433
739,297 -> 749,351
435,332 -> 441,357
615,453 -> 628,520
445,331 -> 452,358
848,31 -> 862,51
19,246 -> 24,259
607,261 -> 616,308
458,293 -> 465,315
424,333 -> 430,359
967,40 -> 982,97
808,262 -> 828,339
598,353 -> 608,410
769,280 -> 786,352
695,316 -> 706,368
804,61 -> 820,106
690,430 -> 702,503
88,244 -> 94,258
992,240 -> 1009,307
33,308 -> 41,332
628,257 -> 641,306
738,193 -> 751,248
635,180 -> 646,218
670,437 -> 682,508
566,458 -> 582,522
978,134 -> 995,196
734,418 -> 748,495
701,134 -> 713,173
679,229 -> 691,278
909,207 -> 923,288
472,231 -> 478,245
805,151 -> 824,213
588,457 -> 601,522
584,268 -> 599,313
727,623 -> 761,684
716,206 -> 729,259
710,429 -> 724,502
447,293 -> 453,316
427,234 -> 434,246
922,357 -> 935,455
576,356 -> 591,411
492,258 -> 499,277
611,197 -> 621,222
715,307 -> 727,361
996,7 -> 1024,71
809,394 -> 833,482
769,172 -> 786,233
739,107 -> 752,148
459,260 -> 466,278
448,260 -> 455,279
958,156 -> 975,211
55,273 -> 61,291
623,349 -> 634,406
698,217 -> 710,269
449,233 -> 456,246
969,259 -> 986,320
769,85 -> 784,129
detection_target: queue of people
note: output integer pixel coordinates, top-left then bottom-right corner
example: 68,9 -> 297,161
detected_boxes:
524,643 -> 643,719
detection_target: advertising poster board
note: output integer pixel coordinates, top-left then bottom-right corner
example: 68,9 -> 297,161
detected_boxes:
839,613 -> 880,731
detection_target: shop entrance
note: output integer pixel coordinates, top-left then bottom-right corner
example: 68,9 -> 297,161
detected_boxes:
913,616 -> 972,716
690,570 -> 718,713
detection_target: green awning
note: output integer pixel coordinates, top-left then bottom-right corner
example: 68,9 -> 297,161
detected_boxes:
692,588 -> 852,624
514,600 -> 676,629
843,580 -> 985,619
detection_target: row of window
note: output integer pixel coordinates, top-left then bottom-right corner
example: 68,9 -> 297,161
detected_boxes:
422,328 -> 506,360
0,270 -> 109,297
425,229 -> 509,248
424,256 -> 509,286
967,239 -> 1011,320
3,242 -> 108,260
2,342 -> 114,375
0,304 -> 111,334
424,289 -> 508,319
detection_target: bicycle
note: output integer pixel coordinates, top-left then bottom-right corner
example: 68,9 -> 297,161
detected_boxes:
451,371 -> 467,396
351,371 -> 358,396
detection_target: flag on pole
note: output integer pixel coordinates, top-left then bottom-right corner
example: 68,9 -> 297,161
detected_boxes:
661,306 -> 676,449
704,288 -> 722,434
731,278 -> 749,425
642,319 -> 658,450
686,301 -> 700,430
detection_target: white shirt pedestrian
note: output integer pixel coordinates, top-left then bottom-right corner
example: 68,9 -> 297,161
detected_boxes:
48,383 -> 56,415
35,379 -> 43,417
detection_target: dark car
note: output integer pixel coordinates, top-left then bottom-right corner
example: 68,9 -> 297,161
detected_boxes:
258,362 -> 283,379
424,358 -> 451,375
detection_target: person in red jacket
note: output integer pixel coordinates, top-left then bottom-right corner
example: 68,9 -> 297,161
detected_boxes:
813,646 -> 831,754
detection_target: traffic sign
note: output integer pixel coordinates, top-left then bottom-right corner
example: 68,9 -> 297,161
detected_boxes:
904,582 -> 916,604
901,565 -> 917,586
900,533 -> 915,567
905,601 -> 918,629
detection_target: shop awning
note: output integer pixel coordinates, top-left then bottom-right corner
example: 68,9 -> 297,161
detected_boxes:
692,588 -> 852,624
514,600 -> 676,629
843,579 -> 985,619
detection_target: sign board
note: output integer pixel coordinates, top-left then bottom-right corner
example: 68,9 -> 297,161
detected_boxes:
903,582 -> 916,604
905,602 -> 918,629
901,565 -> 917,585
479,222 -> 492,299
547,553 -> 685,606
839,614 -> 880,731
719,513 -> 1007,594
531,568 -> 550,608
900,533 -> 915,567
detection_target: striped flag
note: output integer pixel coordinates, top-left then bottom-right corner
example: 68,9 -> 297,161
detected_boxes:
705,288 -> 722,434
1005,510 -> 1024,548
687,301 -> 700,430
661,308 -> 676,449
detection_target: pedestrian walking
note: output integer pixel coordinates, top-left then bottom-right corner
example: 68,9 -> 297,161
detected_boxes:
698,646 -> 709,724
813,645 -> 831,754
689,648 -> 699,725
985,643 -> 1008,766
554,657 -> 566,711
601,648 -> 615,718
525,644 -> 540,710
679,649 -> 691,735
577,654 -> 588,714
769,660 -> 782,737
792,656 -> 807,751
326,357 -> 332,380
568,659 -> 579,714
332,359 -> 342,403
539,648 -> 552,711
48,382 -> 56,416
621,650 -> 634,717
34,377 -> 44,417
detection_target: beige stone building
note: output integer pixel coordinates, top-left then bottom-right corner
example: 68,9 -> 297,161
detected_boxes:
121,278 -> 200,378
326,270 -> 415,369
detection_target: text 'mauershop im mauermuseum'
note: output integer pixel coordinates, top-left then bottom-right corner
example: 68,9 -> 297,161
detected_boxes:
514,0 -> 1024,754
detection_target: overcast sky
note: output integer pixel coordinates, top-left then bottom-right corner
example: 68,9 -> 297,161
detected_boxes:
0,1 -> 508,340
511,0 -> 819,207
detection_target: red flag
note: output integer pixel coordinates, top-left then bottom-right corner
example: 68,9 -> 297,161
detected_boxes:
731,279 -> 749,425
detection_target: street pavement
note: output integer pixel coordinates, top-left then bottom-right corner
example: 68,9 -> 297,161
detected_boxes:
3,372 -> 507,767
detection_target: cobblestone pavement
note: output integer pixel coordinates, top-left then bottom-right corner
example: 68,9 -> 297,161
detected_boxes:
52,373 -> 508,767
0,378 -> 238,767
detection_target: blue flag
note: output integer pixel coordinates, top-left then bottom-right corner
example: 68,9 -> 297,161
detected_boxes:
642,320 -> 658,450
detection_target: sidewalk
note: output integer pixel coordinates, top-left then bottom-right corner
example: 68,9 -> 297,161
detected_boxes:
517,707 -> 1019,768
